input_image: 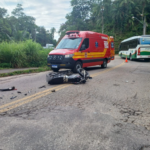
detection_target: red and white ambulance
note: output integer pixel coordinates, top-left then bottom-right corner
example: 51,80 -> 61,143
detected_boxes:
47,30 -> 115,72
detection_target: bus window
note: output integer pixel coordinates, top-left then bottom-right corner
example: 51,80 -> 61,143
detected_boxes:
121,42 -> 128,51
140,38 -> 150,45
129,40 -> 138,48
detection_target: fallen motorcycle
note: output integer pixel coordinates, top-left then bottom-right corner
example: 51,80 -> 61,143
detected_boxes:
46,68 -> 92,84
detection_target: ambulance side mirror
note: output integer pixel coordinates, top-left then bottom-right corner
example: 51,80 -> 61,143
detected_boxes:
80,44 -> 86,51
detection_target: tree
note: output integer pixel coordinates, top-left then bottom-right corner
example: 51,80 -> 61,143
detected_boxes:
50,27 -> 56,39
11,4 -> 25,18
0,8 -> 11,41
0,8 -> 7,18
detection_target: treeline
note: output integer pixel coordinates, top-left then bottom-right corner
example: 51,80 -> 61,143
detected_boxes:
0,4 -> 57,46
58,0 -> 150,52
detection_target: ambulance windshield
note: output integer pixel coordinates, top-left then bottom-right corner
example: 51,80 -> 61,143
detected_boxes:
56,38 -> 82,49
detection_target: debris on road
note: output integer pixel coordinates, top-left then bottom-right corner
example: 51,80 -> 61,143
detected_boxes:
46,69 -> 92,85
24,94 -> 27,96
17,91 -> 22,94
113,84 -> 120,86
0,86 -> 16,91
39,85 -> 46,89
51,90 -> 55,92
0,97 -> 3,99
10,96 -> 17,99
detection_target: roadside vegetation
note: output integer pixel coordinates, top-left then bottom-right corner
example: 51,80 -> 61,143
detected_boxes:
0,4 -> 54,75
0,40 -> 51,68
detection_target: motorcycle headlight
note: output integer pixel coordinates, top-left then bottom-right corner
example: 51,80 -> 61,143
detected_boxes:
65,54 -> 74,58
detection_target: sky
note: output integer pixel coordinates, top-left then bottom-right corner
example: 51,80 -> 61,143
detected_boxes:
0,0 -> 72,40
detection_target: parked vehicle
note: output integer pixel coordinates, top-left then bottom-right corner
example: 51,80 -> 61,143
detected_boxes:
43,44 -> 54,49
47,30 -> 115,72
119,35 -> 150,61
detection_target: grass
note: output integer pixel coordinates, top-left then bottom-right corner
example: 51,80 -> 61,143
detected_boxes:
0,66 -> 51,77
0,40 -> 52,68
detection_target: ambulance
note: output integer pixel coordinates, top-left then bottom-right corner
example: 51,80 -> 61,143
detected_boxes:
47,30 -> 115,72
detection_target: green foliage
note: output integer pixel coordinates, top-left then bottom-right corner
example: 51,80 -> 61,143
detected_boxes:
0,40 -> 52,68
0,4 -> 57,47
58,0 -> 150,53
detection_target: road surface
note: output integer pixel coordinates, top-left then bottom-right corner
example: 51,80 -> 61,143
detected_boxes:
0,56 -> 150,150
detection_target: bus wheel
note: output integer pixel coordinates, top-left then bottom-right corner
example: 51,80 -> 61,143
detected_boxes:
73,61 -> 82,73
101,59 -> 107,68
52,68 -> 59,72
130,54 -> 132,61
121,53 -> 123,58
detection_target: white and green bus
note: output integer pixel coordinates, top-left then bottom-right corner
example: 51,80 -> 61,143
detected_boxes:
119,35 -> 150,61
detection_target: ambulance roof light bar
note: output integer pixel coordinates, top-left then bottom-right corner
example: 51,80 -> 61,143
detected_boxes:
66,30 -> 80,35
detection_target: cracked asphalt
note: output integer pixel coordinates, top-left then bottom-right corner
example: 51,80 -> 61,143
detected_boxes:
0,56 -> 150,150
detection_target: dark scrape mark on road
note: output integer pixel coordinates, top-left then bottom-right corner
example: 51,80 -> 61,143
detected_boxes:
113,84 -> 120,86
139,145 -> 150,150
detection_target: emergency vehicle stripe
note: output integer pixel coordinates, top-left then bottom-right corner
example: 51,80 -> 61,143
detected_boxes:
73,48 -> 108,59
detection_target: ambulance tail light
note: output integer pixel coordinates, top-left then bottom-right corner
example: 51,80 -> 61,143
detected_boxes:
138,48 -> 140,55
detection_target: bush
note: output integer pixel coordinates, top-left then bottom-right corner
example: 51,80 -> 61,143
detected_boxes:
0,40 -> 52,68
0,63 -> 11,68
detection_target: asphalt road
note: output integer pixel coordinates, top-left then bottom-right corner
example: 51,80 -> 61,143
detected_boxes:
0,56 -> 150,150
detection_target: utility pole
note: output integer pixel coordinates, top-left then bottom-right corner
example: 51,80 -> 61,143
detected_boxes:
143,16 -> 147,35
132,15 -> 148,35
101,7 -> 104,34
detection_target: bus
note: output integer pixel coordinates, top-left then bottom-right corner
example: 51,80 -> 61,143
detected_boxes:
119,35 -> 150,61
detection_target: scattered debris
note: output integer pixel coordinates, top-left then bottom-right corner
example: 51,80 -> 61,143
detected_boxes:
24,94 -> 27,96
0,86 -> 16,91
39,85 -> 46,89
17,91 -> 22,94
51,90 -> 55,92
133,93 -> 137,99
114,123 -> 123,127
46,69 -> 92,85
126,80 -> 128,83
0,97 -> 3,99
113,84 -> 120,86
10,96 -> 17,100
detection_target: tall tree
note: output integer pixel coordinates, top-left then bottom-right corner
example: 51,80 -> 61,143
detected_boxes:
11,4 -> 25,18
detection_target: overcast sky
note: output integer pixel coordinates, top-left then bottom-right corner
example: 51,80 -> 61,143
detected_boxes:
0,0 -> 72,40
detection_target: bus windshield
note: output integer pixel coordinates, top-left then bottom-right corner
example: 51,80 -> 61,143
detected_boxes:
140,38 -> 150,45
56,38 -> 82,50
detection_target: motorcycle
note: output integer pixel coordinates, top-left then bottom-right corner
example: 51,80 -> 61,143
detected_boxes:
46,68 -> 92,84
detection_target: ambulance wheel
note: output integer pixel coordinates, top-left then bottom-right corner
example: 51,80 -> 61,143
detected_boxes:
52,68 -> 59,72
101,59 -> 107,68
73,61 -> 82,73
